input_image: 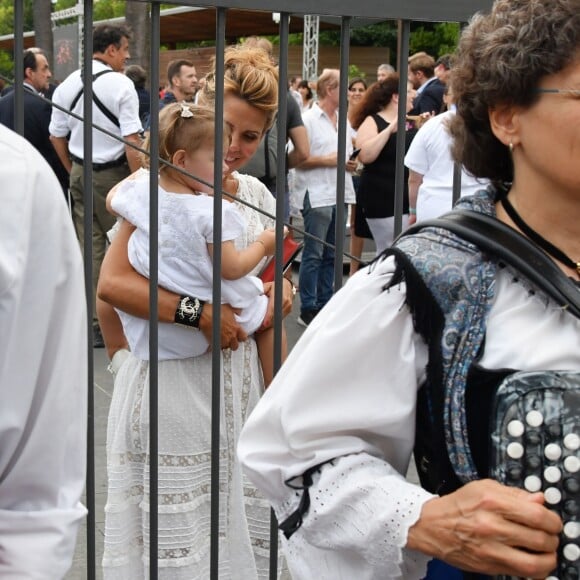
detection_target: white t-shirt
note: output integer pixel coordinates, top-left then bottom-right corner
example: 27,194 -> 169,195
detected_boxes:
0,125 -> 87,579
404,110 -> 489,221
111,169 -> 268,360
49,60 -> 142,163
293,103 -> 356,209
238,256 -> 580,579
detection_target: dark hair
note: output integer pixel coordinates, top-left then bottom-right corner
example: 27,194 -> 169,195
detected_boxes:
125,64 -> 147,89
23,48 -> 44,75
435,54 -> 452,70
297,79 -> 313,100
348,77 -> 367,91
93,24 -> 131,54
350,75 -> 399,130
449,0 -> 580,184
167,59 -> 195,87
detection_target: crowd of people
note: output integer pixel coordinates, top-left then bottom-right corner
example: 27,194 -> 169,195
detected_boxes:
1,0 -> 578,577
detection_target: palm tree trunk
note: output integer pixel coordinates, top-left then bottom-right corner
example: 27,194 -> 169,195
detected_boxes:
33,0 -> 54,70
125,0 -> 150,85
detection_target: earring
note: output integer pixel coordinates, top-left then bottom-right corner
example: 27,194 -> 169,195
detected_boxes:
508,141 -> 514,154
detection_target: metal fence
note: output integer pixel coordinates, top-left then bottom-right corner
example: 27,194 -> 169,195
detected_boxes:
9,1 -> 491,578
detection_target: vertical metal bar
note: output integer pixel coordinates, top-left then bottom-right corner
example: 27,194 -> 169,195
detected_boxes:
13,0 -> 24,136
393,20 -> 411,237
452,162 -> 462,205
81,2 -> 96,579
334,16 -> 351,292
273,13 -> 289,387
452,21 -> 469,207
210,8 -> 226,580
269,15 -> 291,575
149,4 -> 161,579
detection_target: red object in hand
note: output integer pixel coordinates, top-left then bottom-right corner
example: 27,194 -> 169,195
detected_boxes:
259,237 -> 303,283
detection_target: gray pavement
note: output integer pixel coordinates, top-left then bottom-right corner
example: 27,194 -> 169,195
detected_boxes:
65,237 -> 419,579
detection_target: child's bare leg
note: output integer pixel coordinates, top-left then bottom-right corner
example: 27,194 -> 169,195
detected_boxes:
255,325 -> 288,387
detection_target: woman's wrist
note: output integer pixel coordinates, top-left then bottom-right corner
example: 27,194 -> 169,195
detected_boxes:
284,276 -> 297,296
174,295 -> 206,329
409,207 -> 417,215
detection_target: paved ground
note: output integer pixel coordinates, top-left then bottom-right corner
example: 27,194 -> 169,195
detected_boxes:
65,234 -> 419,579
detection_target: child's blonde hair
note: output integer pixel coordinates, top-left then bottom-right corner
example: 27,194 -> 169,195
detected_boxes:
142,103 -> 229,171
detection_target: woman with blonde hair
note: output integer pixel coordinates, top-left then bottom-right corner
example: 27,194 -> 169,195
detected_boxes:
99,45 -> 292,579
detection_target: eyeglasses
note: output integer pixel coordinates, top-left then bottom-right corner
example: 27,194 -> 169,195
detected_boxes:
535,88 -> 580,97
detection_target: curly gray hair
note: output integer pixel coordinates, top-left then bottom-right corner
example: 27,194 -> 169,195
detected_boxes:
449,0 -> 580,184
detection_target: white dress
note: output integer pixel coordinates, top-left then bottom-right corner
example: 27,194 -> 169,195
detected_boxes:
238,257 -> 580,580
110,169 -> 268,361
103,173 -> 288,579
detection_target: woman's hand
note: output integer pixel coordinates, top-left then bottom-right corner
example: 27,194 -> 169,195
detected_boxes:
346,159 -> 359,173
260,278 -> 294,330
386,117 -> 398,133
407,479 -> 562,578
199,302 -> 247,351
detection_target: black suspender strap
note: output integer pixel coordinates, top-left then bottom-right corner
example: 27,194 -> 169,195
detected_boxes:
403,209 -> 580,319
69,69 -> 120,128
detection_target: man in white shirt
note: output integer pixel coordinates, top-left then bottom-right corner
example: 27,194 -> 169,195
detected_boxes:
293,69 -> 357,327
405,105 -> 489,223
0,124 -> 87,579
49,23 -> 142,347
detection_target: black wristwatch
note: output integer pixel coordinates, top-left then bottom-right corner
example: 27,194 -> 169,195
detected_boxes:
174,295 -> 206,329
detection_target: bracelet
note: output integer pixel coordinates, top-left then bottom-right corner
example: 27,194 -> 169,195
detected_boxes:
284,276 -> 297,296
174,295 -> 205,329
409,207 -> 417,215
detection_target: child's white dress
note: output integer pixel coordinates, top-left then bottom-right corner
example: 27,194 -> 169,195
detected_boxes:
111,168 -> 268,360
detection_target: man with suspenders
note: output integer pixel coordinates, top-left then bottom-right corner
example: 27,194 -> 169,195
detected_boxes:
50,23 -> 142,347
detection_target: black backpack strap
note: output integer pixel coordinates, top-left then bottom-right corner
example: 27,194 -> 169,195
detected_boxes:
403,209 -> 580,319
68,69 -> 120,128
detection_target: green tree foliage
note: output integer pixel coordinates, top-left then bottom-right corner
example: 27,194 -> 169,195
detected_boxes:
0,49 -> 13,83
0,0 -> 33,36
409,22 -> 460,58
289,21 -> 458,65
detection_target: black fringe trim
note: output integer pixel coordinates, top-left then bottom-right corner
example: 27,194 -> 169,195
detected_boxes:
377,247 -> 444,391
377,247 -> 461,494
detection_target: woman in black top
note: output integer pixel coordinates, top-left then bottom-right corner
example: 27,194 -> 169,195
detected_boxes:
351,75 -> 416,253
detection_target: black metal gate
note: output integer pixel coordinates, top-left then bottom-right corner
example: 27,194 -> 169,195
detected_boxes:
7,1 -> 491,577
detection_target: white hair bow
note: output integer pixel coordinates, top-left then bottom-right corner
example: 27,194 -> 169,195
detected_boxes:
180,102 -> 194,118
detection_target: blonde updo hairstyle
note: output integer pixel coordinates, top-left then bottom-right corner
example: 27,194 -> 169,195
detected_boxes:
142,103 -> 229,172
199,45 -> 279,132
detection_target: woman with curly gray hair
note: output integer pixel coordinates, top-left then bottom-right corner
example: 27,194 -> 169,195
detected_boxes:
238,1 -> 580,579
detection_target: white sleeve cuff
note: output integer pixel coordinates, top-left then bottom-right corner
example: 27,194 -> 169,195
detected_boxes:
278,453 -> 434,580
